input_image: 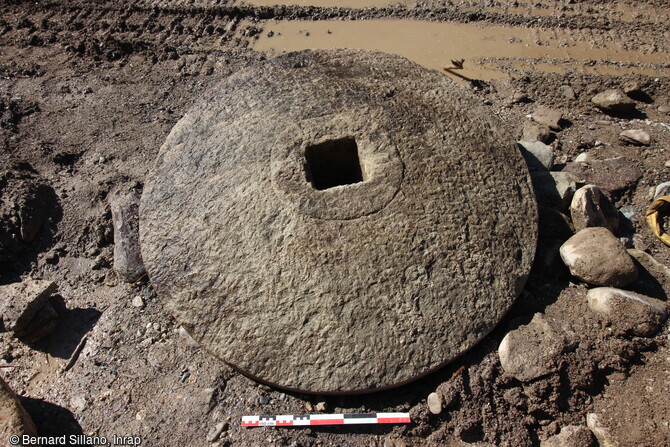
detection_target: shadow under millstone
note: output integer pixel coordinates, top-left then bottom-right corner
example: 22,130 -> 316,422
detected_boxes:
507,274 -> 569,320
19,396 -> 85,446
30,295 -> 101,360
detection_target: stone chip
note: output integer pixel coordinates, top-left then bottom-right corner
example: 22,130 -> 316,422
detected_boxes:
0,279 -> 57,334
619,129 -> 650,146
570,184 -> 620,234
111,190 -> 146,283
499,313 -> 567,382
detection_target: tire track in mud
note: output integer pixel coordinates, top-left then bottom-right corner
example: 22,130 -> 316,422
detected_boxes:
2,0 -> 667,81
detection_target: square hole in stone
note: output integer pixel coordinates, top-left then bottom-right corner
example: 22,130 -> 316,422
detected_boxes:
304,137 -> 364,190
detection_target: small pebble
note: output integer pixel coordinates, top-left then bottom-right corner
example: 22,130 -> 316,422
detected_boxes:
499,313 -> 567,382
574,152 -> 592,162
132,295 -> 145,308
653,181 -> 670,200
206,421 -> 228,442
427,392 -> 443,415
532,105 -> 563,131
259,395 -> 270,405
620,129 -> 651,146
558,85 -> 576,100
591,89 -> 636,113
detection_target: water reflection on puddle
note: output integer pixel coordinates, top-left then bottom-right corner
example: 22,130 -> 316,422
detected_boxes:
250,19 -> 669,80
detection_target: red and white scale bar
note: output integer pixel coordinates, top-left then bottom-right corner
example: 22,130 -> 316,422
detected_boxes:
242,412 -> 411,427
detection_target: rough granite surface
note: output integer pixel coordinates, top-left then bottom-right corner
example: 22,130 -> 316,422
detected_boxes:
139,49 -> 538,393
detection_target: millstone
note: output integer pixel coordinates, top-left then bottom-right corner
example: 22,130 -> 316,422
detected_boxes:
140,49 -> 538,393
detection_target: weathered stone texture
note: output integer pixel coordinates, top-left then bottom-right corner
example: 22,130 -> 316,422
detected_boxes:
140,49 -> 537,393
111,190 -> 146,283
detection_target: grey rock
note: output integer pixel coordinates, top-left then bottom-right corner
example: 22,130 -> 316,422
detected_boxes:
0,376 -> 37,441
509,92 -> 530,104
111,190 -> 146,283
591,89 -> 636,114
622,81 -> 642,95
179,371 -> 191,382
0,280 -> 57,334
574,152 -> 592,163
522,121 -> 552,143
518,140 -> 554,170
562,157 -> 642,197
619,129 -> 650,146
427,392 -> 443,414
560,228 -> 637,287
619,205 -> 635,220
139,49 -> 538,393
206,421 -> 228,442
13,302 -> 59,344
586,287 -> 667,337
499,313 -> 567,382
531,171 -> 579,211
653,181 -> 670,200
558,85 -> 576,100
532,106 -> 563,131
586,413 -> 620,447
658,105 -> 670,114
541,425 -> 597,447
648,186 -> 657,201
570,185 -> 620,233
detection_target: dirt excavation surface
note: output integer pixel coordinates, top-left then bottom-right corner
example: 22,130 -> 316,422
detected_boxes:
0,0 -> 669,446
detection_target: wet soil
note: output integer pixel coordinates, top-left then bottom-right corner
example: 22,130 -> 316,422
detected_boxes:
0,0 -> 669,446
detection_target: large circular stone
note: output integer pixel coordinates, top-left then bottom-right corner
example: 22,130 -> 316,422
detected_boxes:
140,49 -> 538,394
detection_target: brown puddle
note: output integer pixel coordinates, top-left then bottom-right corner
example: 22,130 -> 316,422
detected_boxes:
250,19 -> 670,80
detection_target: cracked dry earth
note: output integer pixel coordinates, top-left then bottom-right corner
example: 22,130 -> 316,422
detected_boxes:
1,0 -> 670,446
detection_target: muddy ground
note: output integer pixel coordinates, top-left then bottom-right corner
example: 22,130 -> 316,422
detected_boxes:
1,0 -> 670,446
